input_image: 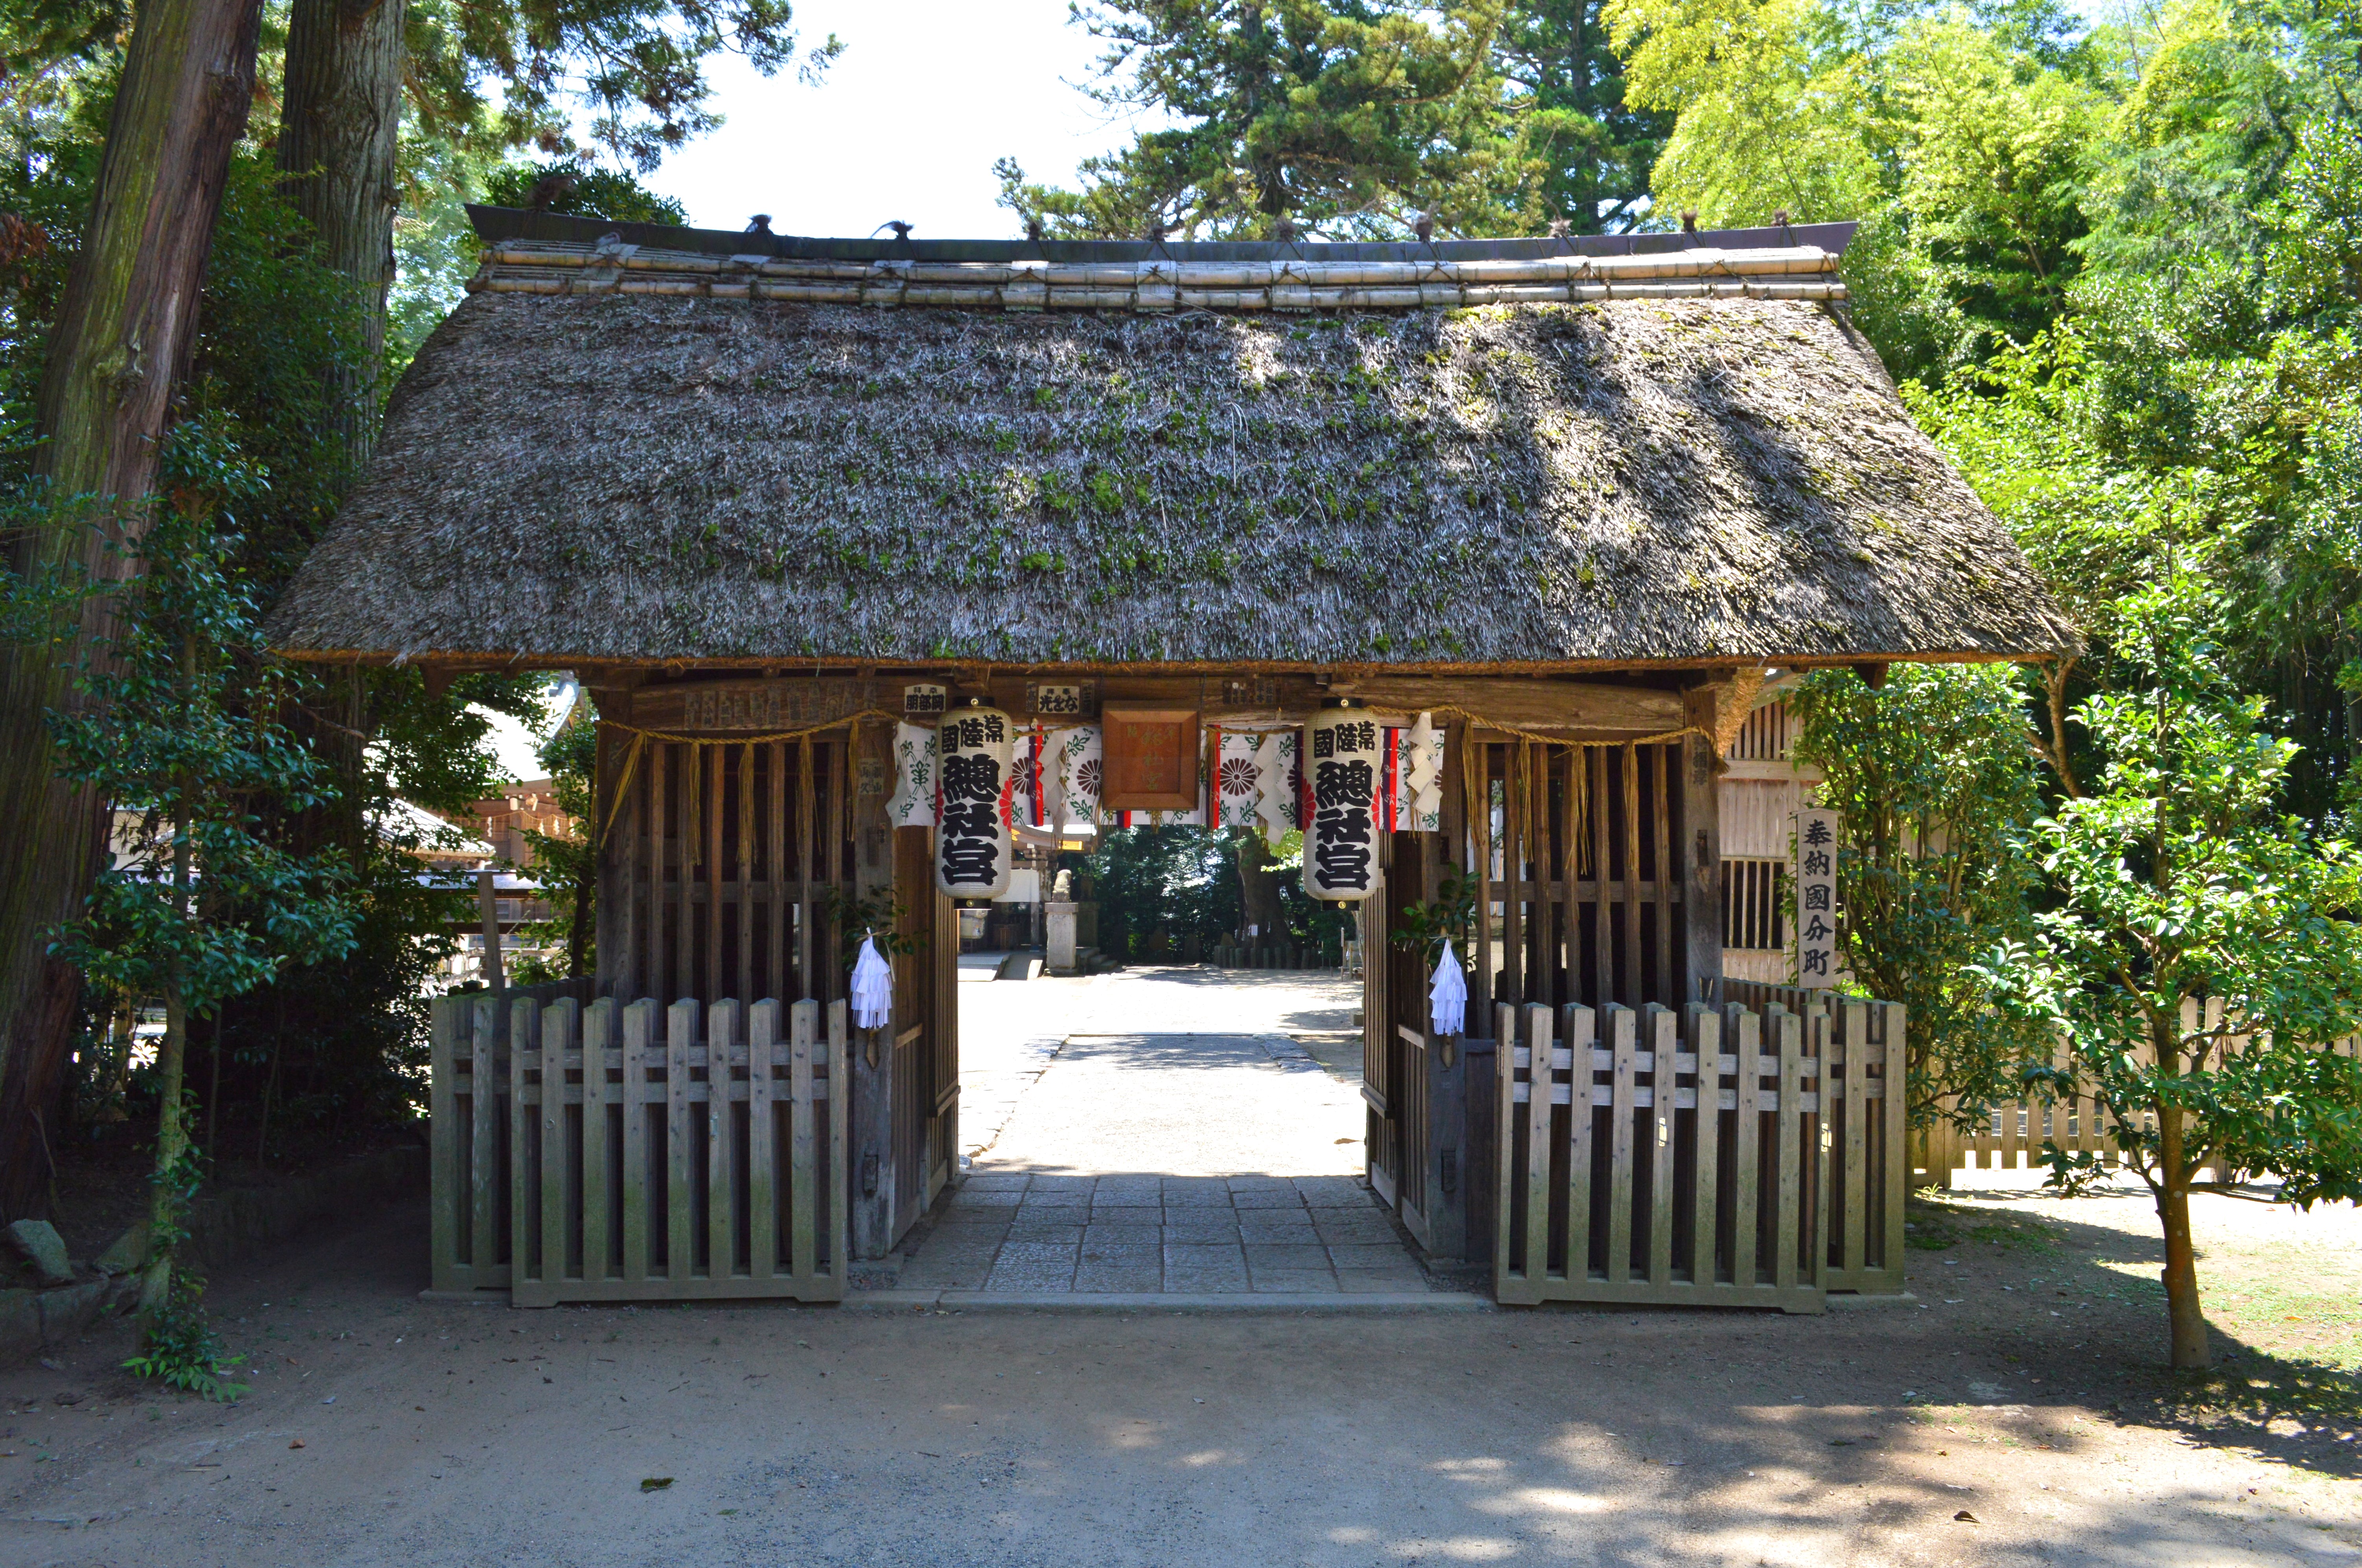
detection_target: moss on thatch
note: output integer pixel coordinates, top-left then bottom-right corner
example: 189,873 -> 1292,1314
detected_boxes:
270,289 -> 2075,668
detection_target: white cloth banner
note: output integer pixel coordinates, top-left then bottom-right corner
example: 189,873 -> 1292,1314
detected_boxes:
850,936 -> 893,1030
1401,712 -> 1445,830
1208,731 -> 1264,827
887,722 -> 937,827
1429,940 -> 1468,1037
1051,725 -> 1101,824
1016,720 -> 1437,837
1251,729 -> 1299,846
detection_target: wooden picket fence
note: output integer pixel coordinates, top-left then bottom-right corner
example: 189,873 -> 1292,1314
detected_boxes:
430,988 -> 849,1305
1921,997 -> 2362,1185
1495,995 -> 1906,1313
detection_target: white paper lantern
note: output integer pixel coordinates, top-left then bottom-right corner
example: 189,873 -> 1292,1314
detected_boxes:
936,700 -> 1015,901
1304,699 -> 1380,901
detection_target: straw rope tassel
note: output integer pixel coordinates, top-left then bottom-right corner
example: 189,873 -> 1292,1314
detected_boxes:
599,729 -> 648,847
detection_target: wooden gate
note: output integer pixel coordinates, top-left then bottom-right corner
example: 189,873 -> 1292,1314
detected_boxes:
591,719 -> 954,1261
1493,995 -> 1906,1311
430,988 -> 849,1304
1365,732 -> 1722,1264
595,731 -> 855,1018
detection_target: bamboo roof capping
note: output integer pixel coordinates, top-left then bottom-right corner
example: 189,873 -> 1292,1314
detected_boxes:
468,237 -> 1850,313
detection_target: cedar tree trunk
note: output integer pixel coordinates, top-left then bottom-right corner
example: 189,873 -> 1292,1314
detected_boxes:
0,0 -> 263,1220
276,0 -> 404,466
1234,830 -> 1283,939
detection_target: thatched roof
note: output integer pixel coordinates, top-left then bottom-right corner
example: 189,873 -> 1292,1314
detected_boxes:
269,215 -> 2075,670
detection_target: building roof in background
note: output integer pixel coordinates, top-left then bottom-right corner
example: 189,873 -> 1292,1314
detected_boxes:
266,216 -> 2076,672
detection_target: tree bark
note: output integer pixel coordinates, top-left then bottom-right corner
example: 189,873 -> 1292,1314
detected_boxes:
0,0 -> 264,1222
137,850 -> 193,1319
2155,1102 -> 2211,1371
1234,830 -> 1283,939
276,0 -> 405,467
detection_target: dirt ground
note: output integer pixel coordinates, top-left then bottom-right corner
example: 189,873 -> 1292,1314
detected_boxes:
0,1175 -> 2352,1565
5,965 -> 2357,1564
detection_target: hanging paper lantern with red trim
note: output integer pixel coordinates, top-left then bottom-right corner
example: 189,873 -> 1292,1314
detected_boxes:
936,699 -> 1015,901
1304,698 -> 1380,901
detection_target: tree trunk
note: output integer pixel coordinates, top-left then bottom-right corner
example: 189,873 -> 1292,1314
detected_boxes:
2155,1102 -> 2211,1371
136,972 -> 191,1317
139,784 -> 196,1320
276,0 -> 405,467
0,0 -> 264,1222
1235,830 -> 1284,940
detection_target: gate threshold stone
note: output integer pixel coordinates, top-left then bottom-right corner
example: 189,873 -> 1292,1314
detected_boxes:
846,1288 -> 1489,1313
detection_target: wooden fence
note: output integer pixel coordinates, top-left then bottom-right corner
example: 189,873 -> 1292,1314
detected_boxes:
430,988 -> 849,1305
1495,994 -> 1906,1313
1920,997 -> 2362,1186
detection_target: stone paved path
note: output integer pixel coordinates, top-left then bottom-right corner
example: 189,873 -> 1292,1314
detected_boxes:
895,1022 -> 1435,1294
901,1167 -> 1426,1294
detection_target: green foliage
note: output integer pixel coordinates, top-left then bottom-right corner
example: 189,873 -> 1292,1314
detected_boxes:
515,698 -> 597,980
44,441 -> 357,1019
997,0 -> 1531,240
1788,664 -> 2053,1128
1392,864 -> 1477,960
815,886 -> 927,963
117,1134 -> 245,1401
480,161 -> 688,225
1090,827 -> 1240,956
1979,570 -> 2362,1207
1608,0 -> 2102,379
1496,0 -> 1671,231
401,0 -> 841,172
121,1267 -> 246,1401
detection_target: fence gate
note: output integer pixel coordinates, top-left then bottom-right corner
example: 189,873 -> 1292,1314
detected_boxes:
1493,996 -> 1907,1312
430,987 -> 850,1305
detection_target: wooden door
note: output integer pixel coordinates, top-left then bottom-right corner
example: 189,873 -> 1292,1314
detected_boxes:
888,829 -> 960,1246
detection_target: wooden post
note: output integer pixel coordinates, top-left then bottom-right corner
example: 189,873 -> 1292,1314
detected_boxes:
429,997 -> 461,1291
849,720 -> 900,1259
477,869 -> 505,992
1681,729 -> 1722,1008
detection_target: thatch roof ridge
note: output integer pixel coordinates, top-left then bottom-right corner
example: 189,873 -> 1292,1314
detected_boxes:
270,288 -> 2077,669
467,234 -> 1847,313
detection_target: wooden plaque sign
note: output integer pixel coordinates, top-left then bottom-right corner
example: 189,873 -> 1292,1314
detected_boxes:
633,677 -> 877,733
1028,681 -> 1093,719
1100,704 -> 1201,811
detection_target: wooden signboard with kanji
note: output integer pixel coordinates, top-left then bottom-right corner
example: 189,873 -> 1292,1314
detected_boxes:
1100,704 -> 1200,811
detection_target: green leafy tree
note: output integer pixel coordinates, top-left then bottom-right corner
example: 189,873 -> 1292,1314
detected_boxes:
1978,567 -> 2362,1372
480,160 -> 688,225
515,699 -> 596,981
1496,0 -> 1671,230
1787,663 -> 2054,1130
46,424 -> 356,1391
1608,0 -> 2100,378
997,0 -> 1527,240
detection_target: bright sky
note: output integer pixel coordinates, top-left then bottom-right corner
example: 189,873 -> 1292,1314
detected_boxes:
642,0 -> 1158,240
642,0 -> 2125,241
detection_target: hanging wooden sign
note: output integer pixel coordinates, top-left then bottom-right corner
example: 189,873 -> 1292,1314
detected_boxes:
1796,807 -> 1840,987
1304,699 -> 1379,901
936,701 -> 1015,900
903,683 -> 948,717
633,677 -> 876,732
1100,704 -> 1200,811
1027,682 -> 1092,719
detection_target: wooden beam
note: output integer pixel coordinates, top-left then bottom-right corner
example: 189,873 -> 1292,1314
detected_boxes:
975,672 -> 1684,733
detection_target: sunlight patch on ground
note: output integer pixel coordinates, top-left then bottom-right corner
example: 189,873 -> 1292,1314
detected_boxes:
1387,1536 -> 1521,1561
